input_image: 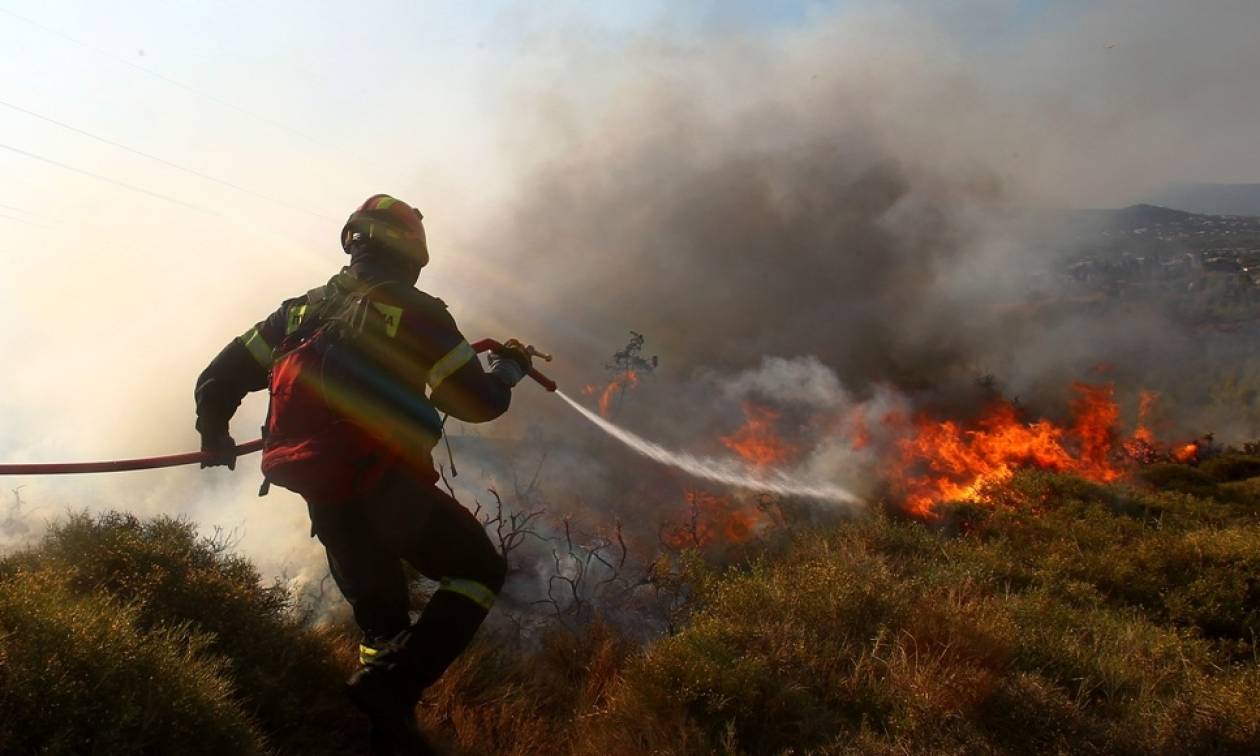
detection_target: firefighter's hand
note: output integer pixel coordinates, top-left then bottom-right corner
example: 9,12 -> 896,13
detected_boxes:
200,432 -> 238,470
499,339 -> 534,371
488,339 -> 532,387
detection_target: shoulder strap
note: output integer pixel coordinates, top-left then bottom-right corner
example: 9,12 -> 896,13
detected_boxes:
306,285 -> 328,309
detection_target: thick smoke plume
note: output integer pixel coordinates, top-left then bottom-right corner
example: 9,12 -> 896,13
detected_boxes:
452,1 -> 1260,443
7,2 -> 1260,615
421,2 -> 1260,582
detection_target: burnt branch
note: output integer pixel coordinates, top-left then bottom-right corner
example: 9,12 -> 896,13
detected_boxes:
480,488 -> 546,560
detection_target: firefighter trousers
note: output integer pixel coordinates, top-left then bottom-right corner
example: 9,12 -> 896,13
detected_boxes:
305,463 -> 507,691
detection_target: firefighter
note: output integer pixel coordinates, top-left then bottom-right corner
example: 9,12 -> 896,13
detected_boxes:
194,194 -> 529,753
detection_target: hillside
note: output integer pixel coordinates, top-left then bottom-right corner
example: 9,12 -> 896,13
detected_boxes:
2,457 -> 1259,754
1146,183 -> 1260,218
1055,203 -> 1260,250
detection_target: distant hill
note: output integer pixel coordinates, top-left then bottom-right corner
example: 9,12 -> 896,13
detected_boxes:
1044,203 -> 1260,247
1146,182 -> 1260,217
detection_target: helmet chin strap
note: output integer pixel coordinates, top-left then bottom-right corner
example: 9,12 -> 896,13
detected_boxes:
348,243 -> 424,285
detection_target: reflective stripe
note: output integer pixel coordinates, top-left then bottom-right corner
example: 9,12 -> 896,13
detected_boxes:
240,327 -> 273,369
370,196 -> 397,210
285,303 -> 308,335
359,643 -> 382,666
371,302 -> 403,338
437,577 -> 496,611
427,340 -> 476,392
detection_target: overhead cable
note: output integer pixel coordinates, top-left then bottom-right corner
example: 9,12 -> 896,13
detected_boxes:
0,141 -> 219,215
0,5 -> 333,150
0,97 -> 336,221
0,210 -> 49,229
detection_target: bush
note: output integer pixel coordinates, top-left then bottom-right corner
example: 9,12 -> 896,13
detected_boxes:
3,471 -> 1258,755
0,512 -> 365,755
0,568 -> 265,755
590,485 -> 1260,754
418,472 -> 1260,755
1137,463 -> 1220,498
1201,454 -> 1260,483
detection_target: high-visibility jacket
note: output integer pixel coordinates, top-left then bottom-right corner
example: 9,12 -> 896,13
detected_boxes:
195,264 -> 512,493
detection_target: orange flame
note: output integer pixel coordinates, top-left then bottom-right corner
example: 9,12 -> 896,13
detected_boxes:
1173,442 -> 1199,464
849,409 -> 871,451
891,383 -> 1135,518
584,371 -> 639,418
664,489 -> 763,548
720,402 -> 796,469
1122,391 -> 1203,465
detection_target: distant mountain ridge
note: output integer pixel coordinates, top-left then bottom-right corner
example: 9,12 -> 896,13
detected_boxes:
1145,182 -> 1260,217
1024,203 -> 1260,262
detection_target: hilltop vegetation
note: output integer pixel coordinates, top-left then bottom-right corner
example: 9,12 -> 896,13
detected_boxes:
0,512 -> 365,755
2,457 -> 1259,754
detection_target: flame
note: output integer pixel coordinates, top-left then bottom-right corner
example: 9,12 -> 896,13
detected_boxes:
663,489 -> 763,548
720,402 -> 796,469
584,371 -> 639,418
849,408 -> 871,451
1173,442 -> 1199,464
891,383 -> 1134,518
1070,383 -> 1124,481
1122,391 -> 1203,465
887,383 -> 1213,517
1135,390 -> 1159,440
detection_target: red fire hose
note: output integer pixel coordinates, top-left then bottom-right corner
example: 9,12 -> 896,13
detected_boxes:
0,339 -> 556,477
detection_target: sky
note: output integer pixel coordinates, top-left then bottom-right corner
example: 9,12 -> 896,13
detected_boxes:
2,0 -> 1259,580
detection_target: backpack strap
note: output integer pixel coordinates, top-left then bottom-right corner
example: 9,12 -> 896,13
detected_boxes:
306,284 -> 327,309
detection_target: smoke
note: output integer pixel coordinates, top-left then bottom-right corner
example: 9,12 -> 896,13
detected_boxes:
450,0 -> 1260,442
5,1 -> 1260,602
406,0 -> 1260,575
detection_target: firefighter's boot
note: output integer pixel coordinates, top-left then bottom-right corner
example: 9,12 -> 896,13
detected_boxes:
346,647 -> 432,756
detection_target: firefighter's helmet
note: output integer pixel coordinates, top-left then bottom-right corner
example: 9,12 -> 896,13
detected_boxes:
341,194 -> 428,268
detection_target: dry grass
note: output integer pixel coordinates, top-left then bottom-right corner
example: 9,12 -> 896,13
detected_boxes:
413,468 -> 1260,755
2,463 -> 1257,754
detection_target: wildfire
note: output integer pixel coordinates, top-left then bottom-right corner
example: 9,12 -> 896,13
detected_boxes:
848,408 -> 871,451
640,376 -> 1207,547
720,402 -> 796,469
1173,442 -> 1200,464
1122,390 -> 1203,465
663,488 -> 764,548
582,370 -> 639,418
889,383 -> 1198,517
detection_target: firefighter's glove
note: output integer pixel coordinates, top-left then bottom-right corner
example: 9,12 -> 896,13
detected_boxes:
200,432 -> 237,470
489,338 -> 532,388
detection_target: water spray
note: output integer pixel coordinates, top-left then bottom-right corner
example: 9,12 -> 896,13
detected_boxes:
555,390 -> 865,507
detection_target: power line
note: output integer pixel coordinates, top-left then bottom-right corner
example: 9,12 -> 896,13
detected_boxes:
0,211 -> 49,229
0,141 -> 218,215
0,98 -> 336,221
0,201 -> 35,215
0,141 -> 339,267
0,5 -> 335,151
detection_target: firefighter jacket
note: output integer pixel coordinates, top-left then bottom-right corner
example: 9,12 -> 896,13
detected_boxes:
194,264 -> 512,484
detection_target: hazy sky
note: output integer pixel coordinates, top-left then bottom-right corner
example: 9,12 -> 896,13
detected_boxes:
2,0 -> 1257,579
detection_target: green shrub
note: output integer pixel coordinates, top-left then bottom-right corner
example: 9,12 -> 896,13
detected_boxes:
0,512 -> 365,755
578,476 -> 1260,755
1201,454 -> 1260,483
1138,463 -> 1220,498
0,567 -> 265,755
4,472 -> 1259,755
